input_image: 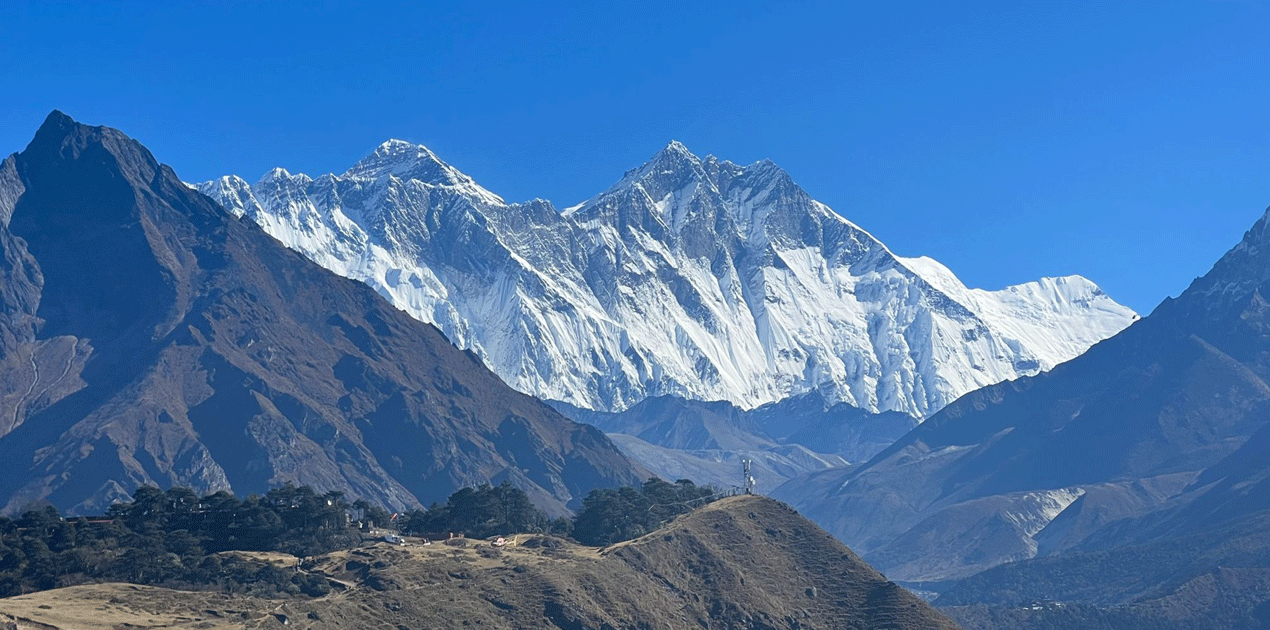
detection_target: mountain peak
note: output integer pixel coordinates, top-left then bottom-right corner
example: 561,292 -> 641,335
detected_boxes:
36,109 -> 75,136
1167,205 -> 1270,319
28,110 -> 100,153
741,156 -> 795,189
22,110 -> 165,192
634,142 -> 797,194
647,139 -> 702,169
343,139 -> 504,205
259,166 -> 294,181
344,139 -> 446,179
29,110 -> 104,150
595,139 -> 706,197
26,110 -> 83,157
658,139 -> 694,158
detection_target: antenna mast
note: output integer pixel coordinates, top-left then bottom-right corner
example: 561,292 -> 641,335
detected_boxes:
742,459 -> 754,495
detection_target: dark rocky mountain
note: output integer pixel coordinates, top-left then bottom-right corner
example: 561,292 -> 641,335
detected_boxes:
550,392 -> 911,491
936,414 -> 1270,628
748,390 -> 918,463
0,111 -> 643,516
0,495 -> 963,630
774,205 -> 1270,627
557,395 -> 769,452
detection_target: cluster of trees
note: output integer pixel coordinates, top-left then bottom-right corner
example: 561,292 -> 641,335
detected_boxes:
397,482 -> 570,539
105,484 -> 363,556
398,478 -> 719,546
0,477 -> 719,599
0,484 -> 359,598
572,478 -> 718,545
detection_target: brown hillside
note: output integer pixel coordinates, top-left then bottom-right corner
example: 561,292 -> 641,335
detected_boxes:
0,496 -> 959,630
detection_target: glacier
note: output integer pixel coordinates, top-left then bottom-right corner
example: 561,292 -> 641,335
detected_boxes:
200,139 -> 1136,417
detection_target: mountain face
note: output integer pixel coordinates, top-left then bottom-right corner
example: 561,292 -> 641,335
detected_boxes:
550,392 -> 912,492
201,140 -> 1135,418
774,205 -> 1270,617
550,395 -> 849,493
0,112 -> 644,516
0,496 -> 962,630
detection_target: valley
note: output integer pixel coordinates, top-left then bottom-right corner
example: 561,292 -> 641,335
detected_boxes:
6,3 -> 1269,628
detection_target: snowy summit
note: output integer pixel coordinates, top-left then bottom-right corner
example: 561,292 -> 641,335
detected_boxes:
200,141 -> 1136,417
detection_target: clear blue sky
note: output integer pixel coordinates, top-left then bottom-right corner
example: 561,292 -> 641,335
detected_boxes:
3,1 -> 1268,314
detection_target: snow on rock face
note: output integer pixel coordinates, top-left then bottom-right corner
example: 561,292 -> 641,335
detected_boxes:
1001,487 -> 1086,540
199,141 -> 1136,417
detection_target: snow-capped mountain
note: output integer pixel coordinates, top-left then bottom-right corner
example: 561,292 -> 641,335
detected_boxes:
200,140 -> 1135,416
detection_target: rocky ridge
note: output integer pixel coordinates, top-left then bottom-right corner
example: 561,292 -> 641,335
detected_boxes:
201,139 -> 1136,418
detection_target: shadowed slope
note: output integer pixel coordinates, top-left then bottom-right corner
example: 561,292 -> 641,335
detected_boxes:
0,111 -> 643,515
775,206 -> 1270,625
